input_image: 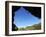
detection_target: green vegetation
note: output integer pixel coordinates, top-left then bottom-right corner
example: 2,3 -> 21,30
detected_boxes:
25,23 -> 41,30
18,27 -> 25,31
15,23 -> 41,31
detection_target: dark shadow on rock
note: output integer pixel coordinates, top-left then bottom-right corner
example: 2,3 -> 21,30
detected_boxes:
12,24 -> 18,31
23,7 -> 41,19
12,6 -> 20,31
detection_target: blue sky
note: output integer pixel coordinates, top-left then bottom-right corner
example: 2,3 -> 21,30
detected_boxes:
14,7 -> 41,28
